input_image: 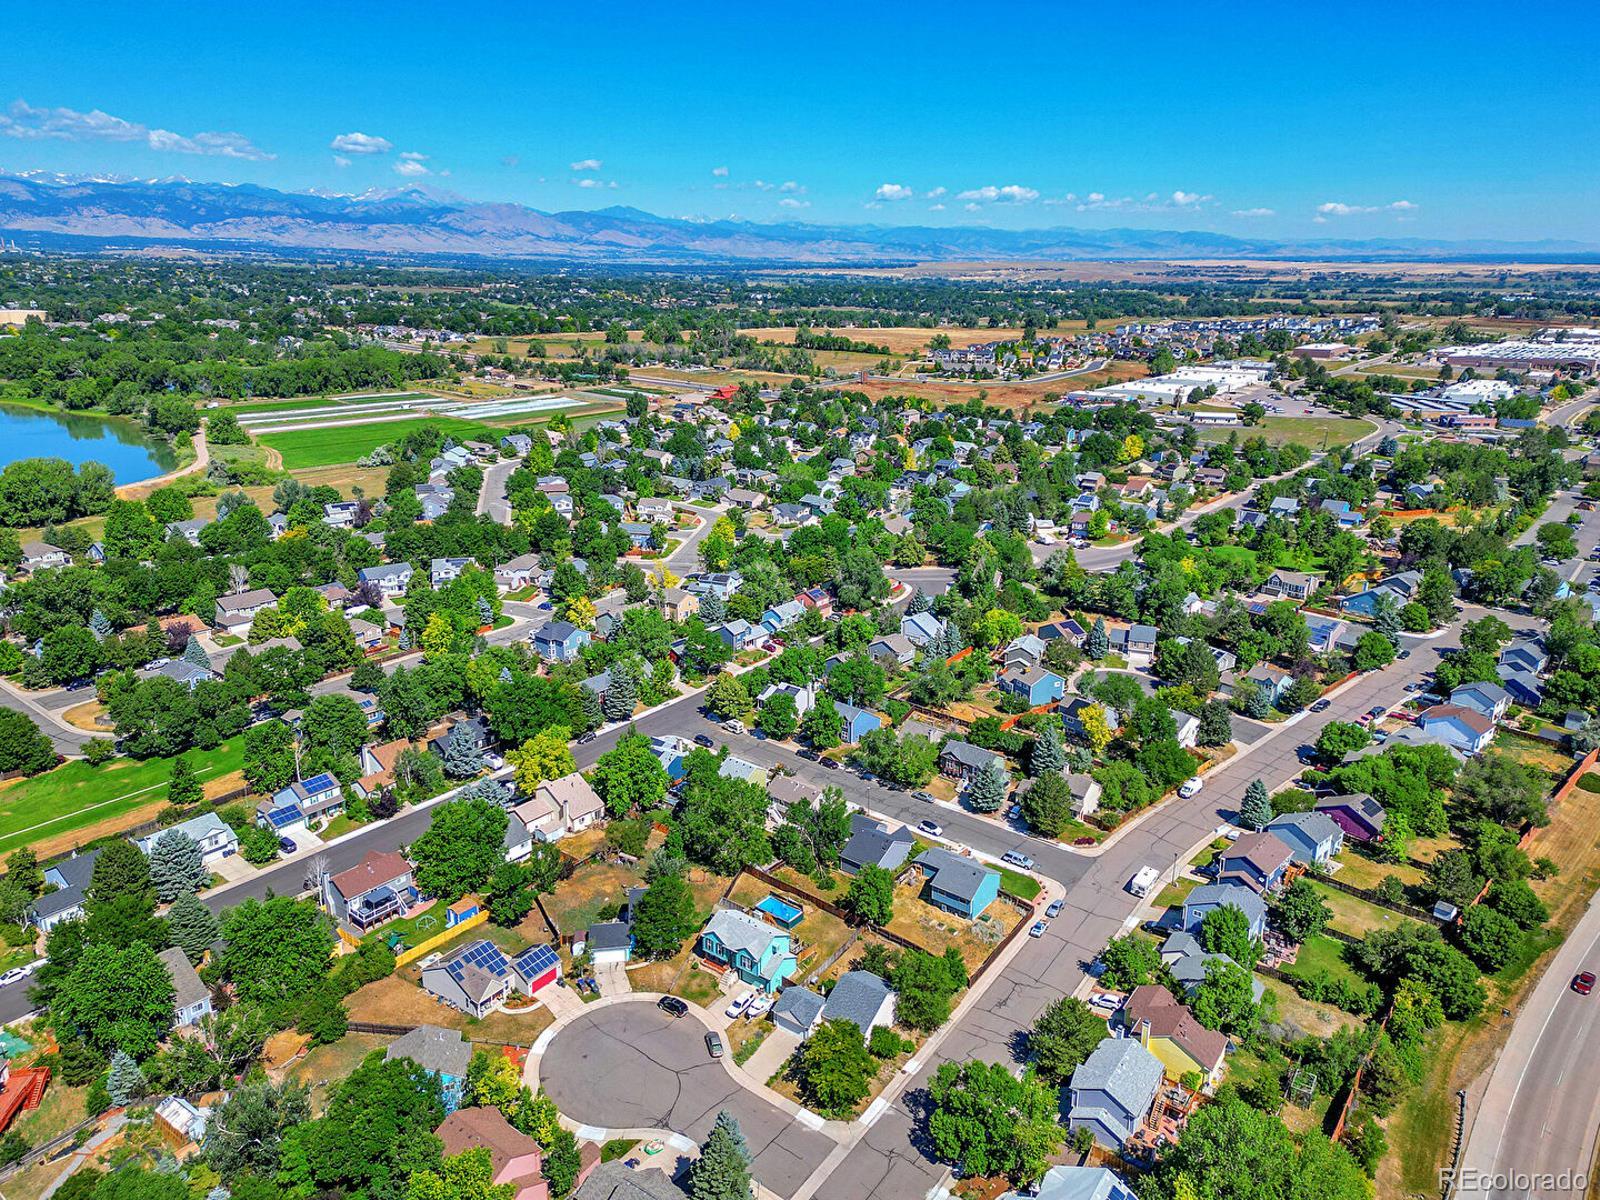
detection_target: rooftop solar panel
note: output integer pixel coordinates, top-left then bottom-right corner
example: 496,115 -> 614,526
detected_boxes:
299,772 -> 337,794
512,944 -> 558,976
265,805 -> 304,829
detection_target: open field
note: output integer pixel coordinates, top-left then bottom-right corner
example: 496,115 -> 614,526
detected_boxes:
0,736 -> 246,856
740,326 -> 1037,355
1199,414 -> 1376,449
256,416 -> 502,469
223,392 -> 436,415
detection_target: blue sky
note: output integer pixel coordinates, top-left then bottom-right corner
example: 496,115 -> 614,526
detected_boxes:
8,1 -> 1598,242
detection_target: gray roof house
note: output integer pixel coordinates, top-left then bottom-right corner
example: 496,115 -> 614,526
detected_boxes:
1265,811 -> 1345,866
771,986 -> 827,1038
839,815 -> 915,875
1006,1167 -> 1141,1200
819,970 -> 895,1037
157,946 -> 214,1028
1066,1037 -> 1164,1149
1182,883 -> 1268,939
573,1161 -> 689,1200
30,848 -> 100,931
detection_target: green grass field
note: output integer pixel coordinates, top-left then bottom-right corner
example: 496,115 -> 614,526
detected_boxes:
1201,415 -> 1375,450
257,417 -> 500,469
0,737 -> 246,855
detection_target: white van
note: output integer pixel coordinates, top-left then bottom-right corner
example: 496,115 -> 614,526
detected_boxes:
1128,866 -> 1160,898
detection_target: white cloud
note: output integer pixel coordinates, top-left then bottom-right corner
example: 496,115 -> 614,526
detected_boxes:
332,155 -> 351,169
964,202 -> 982,213
1170,190 -> 1211,206
575,177 -> 619,189
711,165 -> 729,177
779,180 -> 804,193
925,186 -> 946,199
1231,207 -> 1276,218
875,182 -> 914,201
928,203 -> 946,212
399,150 -> 427,162
778,197 -> 809,209
0,99 -> 274,160
957,184 -> 1039,204
570,158 -> 602,172
751,179 -> 775,191
1318,199 -> 1418,217
394,158 -> 430,177
330,131 -> 391,155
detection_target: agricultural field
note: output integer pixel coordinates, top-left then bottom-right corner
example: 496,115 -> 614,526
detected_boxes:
256,416 -> 503,469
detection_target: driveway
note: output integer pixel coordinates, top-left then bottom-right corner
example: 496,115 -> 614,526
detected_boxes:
540,1001 -> 834,1198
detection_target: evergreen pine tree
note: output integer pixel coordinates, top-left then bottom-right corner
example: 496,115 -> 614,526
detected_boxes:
399,622 -> 414,651
1030,722 -> 1066,778
168,891 -> 220,963
965,760 -> 1010,813
1240,778 -> 1272,830
150,829 -> 208,902
107,1050 -> 145,1107
1197,700 -> 1234,748
690,1110 -> 754,1200
182,635 -> 210,670
907,589 -> 932,615
1372,593 -> 1402,647
89,610 -> 113,640
1086,618 -> 1109,661
167,755 -> 202,807
476,596 -> 494,627
578,685 -> 604,732
699,592 -> 725,624
442,723 -> 486,779
603,661 -> 640,722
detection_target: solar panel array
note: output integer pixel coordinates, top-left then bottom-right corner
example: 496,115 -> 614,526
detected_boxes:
299,772 -> 337,794
265,805 -> 304,829
447,940 -> 510,982
512,944 -> 559,979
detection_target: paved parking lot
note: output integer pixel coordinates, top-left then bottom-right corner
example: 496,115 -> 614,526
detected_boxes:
540,1001 -> 835,1197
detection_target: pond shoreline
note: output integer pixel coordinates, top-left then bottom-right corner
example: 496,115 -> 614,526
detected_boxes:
0,399 -> 179,484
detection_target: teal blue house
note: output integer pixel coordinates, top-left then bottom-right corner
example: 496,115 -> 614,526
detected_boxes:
698,908 -> 798,994
915,848 -> 1002,919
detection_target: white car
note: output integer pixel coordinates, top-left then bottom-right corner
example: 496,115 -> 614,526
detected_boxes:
725,992 -> 755,1019
1178,777 -> 1204,799
745,993 -> 775,1019
0,969 -> 25,989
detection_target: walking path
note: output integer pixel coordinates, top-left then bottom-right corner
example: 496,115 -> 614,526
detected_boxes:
116,429 -> 209,499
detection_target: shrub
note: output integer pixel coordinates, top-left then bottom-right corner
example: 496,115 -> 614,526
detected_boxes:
869,1026 -> 911,1058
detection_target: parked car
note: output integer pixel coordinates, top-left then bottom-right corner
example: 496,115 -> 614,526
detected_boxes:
1002,851 -> 1035,870
722,719 -> 746,735
278,836 -> 298,854
1310,698 -> 1332,713
1178,777 -> 1204,799
1398,649 -> 1411,660
746,993 -> 775,1019
1006,804 -> 1022,821
918,819 -> 943,837
1046,898 -> 1065,918
912,791 -> 935,803
798,747 -> 820,761
0,969 -> 26,989
725,992 -> 755,1019
577,731 -> 597,744
821,757 -> 840,770
1028,921 -> 1047,939
705,1031 -> 724,1058
657,996 -> 689,1017
693,733 -> 715,748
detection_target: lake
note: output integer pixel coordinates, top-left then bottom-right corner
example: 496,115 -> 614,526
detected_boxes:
0,404 -> 178,485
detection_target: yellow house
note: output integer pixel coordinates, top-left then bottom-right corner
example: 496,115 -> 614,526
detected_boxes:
1121,985 -> 1228,1089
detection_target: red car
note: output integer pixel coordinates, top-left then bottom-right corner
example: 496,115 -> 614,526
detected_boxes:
1573,971 -> 1595,995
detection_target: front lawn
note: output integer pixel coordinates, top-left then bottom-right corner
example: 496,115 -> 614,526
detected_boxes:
996,866 -> 1042,902
0,735 -> 247,855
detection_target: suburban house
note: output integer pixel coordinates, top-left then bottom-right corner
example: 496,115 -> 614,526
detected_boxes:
494,553 -> 542,592
532,621 -> 591,662
832,701 -> 885,744
658,588 -> 698,621
913,847 -> 1001,919
1003,634 -> 1046,669
816,970 -> 895,1037
1416,704 -> 1495,754
213,588 -> 277,635
697,908 -> 798,994
1006,1167 -> 1142,1200
1315,793 -> 1386,842
1264,811 -> 1344,866
900,611 -> 945,648
29,849 -> 99,931
1159,932 -> 1265,1002
261,772 -> 346,831
436,1107 -> 549,1200
771,987 -> 829,1039
509,772 -> 606,847
1243,663 -> 1293,706
323,850 -> 417,931
939,740 -> 1005,781
354,738 -> 410,798
839,815 -> 916,875
157,946 -> 214,1028
715,619 -> 765,651
19,541 -> 71,572
1449,681 -> 1511,722
1340,571 -> 1422,616
1111,623 -> 1159,666
1119,984 -> 1228,1088
1182,883 -> 1267,939
134,812 -> 239,865
421,939 -> 552,1017
1262,570 -> 1318,602
1215,831 -> 1294,894
1066,1037 -> 1164,1149
759,600 -> 806,634
358,562 -> 414,599
386,1024 -> 472,1112
997,666 -> 1066,707
868,634 -> 916,667
583,921 -> 634,967
1068,772 -> 1103,817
